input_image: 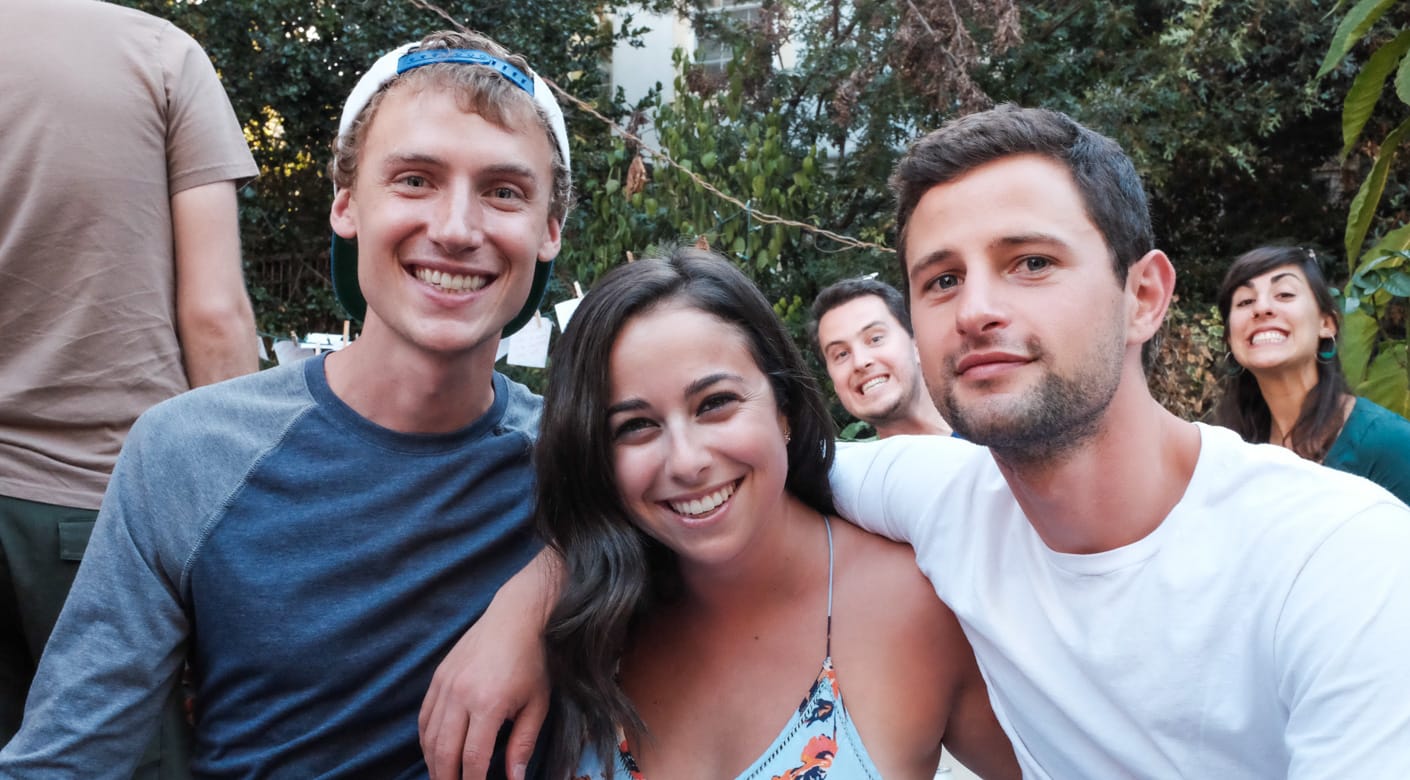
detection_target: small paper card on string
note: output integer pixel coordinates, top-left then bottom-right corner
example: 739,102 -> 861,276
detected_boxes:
299,332 -> 350,353
256,335 -> 270,362
271,338 -> 317,365
554,297 -> 582,332
554,281 -> 586,332
507,313 -> 552,368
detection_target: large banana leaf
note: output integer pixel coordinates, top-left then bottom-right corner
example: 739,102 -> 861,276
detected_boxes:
1341,30 -> 1410,158
1320,0 -> 1400,77
1344,117 -> 1410,266
1353,342 -> 1410,416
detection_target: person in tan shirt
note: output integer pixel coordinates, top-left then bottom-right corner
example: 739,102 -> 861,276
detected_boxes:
0,1 -> 257,774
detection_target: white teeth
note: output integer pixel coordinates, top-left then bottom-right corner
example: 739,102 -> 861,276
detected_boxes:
1251,331 -> 1287,345
669,482 -> 737,517
415,267 -> 488,292
861,376 -> 888,394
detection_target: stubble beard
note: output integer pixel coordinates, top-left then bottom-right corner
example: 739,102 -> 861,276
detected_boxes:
937,331 -> 1125,468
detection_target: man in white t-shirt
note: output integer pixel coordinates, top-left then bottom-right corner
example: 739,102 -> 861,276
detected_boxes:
827,104 -> 1410,778
420,105 -> 1410,780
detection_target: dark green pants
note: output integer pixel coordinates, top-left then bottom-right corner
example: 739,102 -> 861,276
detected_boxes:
0,493 -> 191,778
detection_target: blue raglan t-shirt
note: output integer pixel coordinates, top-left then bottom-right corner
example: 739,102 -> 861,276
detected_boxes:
0,355 -> 541,778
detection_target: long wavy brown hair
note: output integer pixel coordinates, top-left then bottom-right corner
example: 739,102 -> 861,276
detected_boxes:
535,247 -> 837,777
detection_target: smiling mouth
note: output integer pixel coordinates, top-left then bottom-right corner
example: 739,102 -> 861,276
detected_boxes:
413,266 -> 489,292
1250,331 -> 1287,345
666,480 -> 739,517
860,376 -> 889,394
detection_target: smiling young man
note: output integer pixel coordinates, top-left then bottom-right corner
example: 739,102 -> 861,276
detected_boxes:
0,31 -> 569,778
810,277 -> 952,438
827,105 -> 1410,777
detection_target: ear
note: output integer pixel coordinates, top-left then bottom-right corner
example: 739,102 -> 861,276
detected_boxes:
330,188 -> 357,240
1125,250 -> 1175,348
537,215 -> 563,263
1320,312 -> 1337,339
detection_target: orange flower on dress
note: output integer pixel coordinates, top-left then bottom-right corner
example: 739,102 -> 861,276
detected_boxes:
771,733 -> 838,780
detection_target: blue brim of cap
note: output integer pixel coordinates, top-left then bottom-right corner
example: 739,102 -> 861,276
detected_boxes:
330,234 -> 554,338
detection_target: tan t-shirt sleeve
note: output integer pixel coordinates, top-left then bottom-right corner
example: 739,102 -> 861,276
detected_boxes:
160,23 -> 258,195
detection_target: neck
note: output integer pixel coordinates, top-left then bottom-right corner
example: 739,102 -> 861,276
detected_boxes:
990,371 -> 1201,554
323,330 -> 497,433
1248,363 -> 1320,447
873,396 -> 953,439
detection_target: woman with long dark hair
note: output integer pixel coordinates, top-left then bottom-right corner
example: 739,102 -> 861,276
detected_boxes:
1213,245 -> 1410,503
535,247 -> 1017,779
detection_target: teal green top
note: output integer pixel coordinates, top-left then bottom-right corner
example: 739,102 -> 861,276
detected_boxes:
1324,397 -> 1410,506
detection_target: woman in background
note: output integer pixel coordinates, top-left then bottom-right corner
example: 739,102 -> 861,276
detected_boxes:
1214,245 -> 1410,504
535,247 -> 1018,779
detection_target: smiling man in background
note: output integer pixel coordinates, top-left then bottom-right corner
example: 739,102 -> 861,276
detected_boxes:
811,277 -> 952,438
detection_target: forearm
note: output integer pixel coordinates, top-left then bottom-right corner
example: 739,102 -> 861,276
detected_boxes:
178,296 -> 258,386
171,180 -> 258,387
420,547 -> 564,780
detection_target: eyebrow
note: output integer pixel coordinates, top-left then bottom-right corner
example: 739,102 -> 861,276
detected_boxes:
823,320 -> 888,352
1236,272 -> 1308,294
605,372 -> 743,417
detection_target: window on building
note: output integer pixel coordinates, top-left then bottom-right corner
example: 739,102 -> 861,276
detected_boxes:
697,1 -> 763,74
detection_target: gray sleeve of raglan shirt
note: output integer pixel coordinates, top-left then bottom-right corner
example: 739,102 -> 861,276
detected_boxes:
0,370 -> 306,778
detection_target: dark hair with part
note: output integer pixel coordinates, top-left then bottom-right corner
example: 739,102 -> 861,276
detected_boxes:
328,29 -> 573,220
890,104 -> 1159,368
537,247 -> 836,776
1212,245 -> 1349,461
808,276 -> 913,358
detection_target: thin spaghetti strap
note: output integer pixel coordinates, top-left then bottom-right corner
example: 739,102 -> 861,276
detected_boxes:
824,513 -> 834,658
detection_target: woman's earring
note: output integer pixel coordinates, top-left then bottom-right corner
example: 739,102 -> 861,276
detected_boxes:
1317,335 -> 1338,362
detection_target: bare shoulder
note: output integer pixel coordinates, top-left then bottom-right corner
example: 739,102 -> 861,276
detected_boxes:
828,518 -> 1019,779
832,519 -> 950,625
826,518 -> 968,778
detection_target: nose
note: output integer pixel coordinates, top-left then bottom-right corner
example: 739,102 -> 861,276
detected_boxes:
953,272 -> 1008,337
664,425 -> 710,485
852,346 -> 875,372
1252,290 -> 1275,318
427,185 -> 485,253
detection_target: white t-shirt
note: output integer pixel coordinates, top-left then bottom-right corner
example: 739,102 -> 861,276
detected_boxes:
832,423 -> 1410,779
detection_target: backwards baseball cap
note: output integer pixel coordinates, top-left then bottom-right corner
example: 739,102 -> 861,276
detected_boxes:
330,40 -> 572,337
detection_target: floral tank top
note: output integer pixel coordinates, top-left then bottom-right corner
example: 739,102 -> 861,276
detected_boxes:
572,515 -> 884,779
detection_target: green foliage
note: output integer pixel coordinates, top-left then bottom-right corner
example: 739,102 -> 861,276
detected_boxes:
1321,0 -> 1410,416
1337,28 -> 1410,157
1319,0 -> 1401,77
1149,299 -> 1226,422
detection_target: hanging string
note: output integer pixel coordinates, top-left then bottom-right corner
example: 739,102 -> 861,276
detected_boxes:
404,0 -> 896,255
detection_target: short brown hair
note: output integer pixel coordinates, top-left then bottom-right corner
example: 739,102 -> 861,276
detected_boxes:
891,104 -> 1152,286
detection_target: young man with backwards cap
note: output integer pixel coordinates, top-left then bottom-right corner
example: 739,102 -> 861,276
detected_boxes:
0,30 -> 569,778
